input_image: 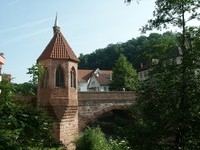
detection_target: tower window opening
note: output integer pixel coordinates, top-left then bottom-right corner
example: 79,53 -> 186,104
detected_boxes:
70,68 -> 76,88
56,66 -> 64,87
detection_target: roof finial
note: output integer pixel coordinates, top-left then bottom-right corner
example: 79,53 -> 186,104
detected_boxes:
53,12 -> 60,35
54,12 -> 58,27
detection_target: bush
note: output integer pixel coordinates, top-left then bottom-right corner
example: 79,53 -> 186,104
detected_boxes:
109,138 -> 131,150
0,79 -> 63,150
76,127 -> 111,150
76,127 -> 131,150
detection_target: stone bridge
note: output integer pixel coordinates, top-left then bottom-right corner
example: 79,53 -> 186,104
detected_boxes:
78,91 -> 137,130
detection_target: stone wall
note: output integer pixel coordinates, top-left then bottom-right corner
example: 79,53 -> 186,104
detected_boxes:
13,94 -> 37,106
78,91 -> 136,130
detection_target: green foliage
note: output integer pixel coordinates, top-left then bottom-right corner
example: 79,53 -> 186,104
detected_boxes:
27,63 -> 45,86
118,26 -> 200,150
26,63 -> 45,95
76,127 -> 131,150
114,1 -> 200,149
0,79 -> 63,150
109,138 -> 131,150
13,82 -> 37,96
117,32 -> 200,148
78,32 -> 177,71
109,54 -> 138,91
76,127 -> 111,150
113,19 -> 200,150
133,31 -> 200,149
141,0 -> 200,33
78,44 -> 122,70
136,0 -> 200,149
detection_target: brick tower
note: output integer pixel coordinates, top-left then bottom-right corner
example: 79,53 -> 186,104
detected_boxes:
37,15 -> 79,150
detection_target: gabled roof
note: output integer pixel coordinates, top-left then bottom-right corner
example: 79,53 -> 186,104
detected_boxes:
78,69 -> 94,82
78,69 -> 113,83
93,68 -> 113,75
95,74 -> 112,86
37,18 -> 79,62
101,70 -> 112,75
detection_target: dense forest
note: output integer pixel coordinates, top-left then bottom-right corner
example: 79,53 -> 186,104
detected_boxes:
78,32 -> 178,70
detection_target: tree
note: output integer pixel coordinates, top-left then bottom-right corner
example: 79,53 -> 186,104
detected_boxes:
141,0 -> 200,33
116,30 -> 200,150
26,63 -> 45,95
109,54 -> 138,91
122,1 -> 200,149
13,82 -> 37,96
0,79 -> 63,149
78,32 -> 177,71
27,63 -> 45,86
78,44 -> 122,70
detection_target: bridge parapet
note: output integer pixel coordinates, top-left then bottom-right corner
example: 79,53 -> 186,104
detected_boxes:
78,91 -> 137,101
78,91 -> 137,130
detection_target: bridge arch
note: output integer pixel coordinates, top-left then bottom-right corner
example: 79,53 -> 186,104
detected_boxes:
78,91 -> 136,130
79,105 -> 130,130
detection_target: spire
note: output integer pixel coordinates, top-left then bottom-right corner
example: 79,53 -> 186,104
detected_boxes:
53,13 -> 60,35
38,15 -> 79,63
54,12 -> 58,27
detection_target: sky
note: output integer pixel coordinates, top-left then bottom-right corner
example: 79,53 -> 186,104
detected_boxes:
0,0 -> 158,83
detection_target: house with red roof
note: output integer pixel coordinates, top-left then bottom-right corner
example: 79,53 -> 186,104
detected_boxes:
78,68 -> 112,92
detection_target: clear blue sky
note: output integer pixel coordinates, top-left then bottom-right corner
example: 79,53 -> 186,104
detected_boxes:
0,0 -> 157,83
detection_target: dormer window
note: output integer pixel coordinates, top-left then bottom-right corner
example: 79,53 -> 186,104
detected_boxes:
56,66 -> 64,87
70,67 -> 76,88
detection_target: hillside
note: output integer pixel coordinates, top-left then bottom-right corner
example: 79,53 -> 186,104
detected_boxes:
78,32 -> 178,70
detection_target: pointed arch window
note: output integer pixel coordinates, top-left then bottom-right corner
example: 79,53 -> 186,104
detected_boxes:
70,67 -> 76,88
56,66 -> 64,87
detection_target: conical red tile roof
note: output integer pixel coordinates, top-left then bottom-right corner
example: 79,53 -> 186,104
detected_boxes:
37,29 -> 79,62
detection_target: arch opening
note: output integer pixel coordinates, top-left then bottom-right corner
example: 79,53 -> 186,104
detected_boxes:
56,66 -> 64,87
83,109 -> 132,138
70,67 -> 76,88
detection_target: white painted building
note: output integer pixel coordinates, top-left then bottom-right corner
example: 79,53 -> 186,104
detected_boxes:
78,68 -> 112,92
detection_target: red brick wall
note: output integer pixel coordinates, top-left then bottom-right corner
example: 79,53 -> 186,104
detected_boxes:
37,59 -> 78,150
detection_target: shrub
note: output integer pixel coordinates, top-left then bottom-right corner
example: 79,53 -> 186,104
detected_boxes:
76,127 -> 111,150
76,127 -> 131,150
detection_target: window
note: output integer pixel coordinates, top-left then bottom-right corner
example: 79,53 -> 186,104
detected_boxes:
70,67 -> 76,88
56,66 -> 64,87
103,86 -> 108,91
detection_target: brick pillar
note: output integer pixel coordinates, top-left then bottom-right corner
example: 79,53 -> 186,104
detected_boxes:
52,106 -> 78,150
